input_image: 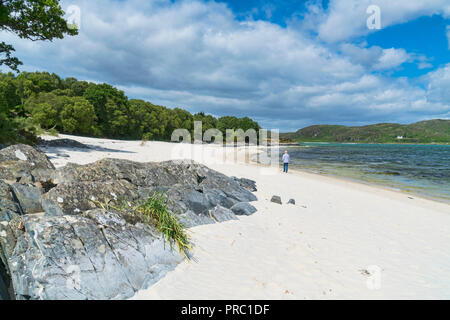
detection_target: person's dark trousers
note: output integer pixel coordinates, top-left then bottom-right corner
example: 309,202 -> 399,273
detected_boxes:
283,163 -> 289,173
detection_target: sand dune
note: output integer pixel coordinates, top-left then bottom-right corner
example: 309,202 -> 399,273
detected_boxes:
40,134 -> 450,299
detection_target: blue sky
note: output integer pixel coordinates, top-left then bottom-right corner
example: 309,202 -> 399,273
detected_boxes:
219,0 -> 449,77
1,0 -> 449,131
367,15 -> 449,78
215,0 -> 322,25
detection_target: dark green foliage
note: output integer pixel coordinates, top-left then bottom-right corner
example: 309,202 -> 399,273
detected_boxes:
281,120 -> 450,144
0,0 -> 78,71
0,42 -> 22,72
0,73 -> 38,144
0,1 -> 78,143
83,83 -> 130,137
0,71 -> 261,143
194,112 -> 218,134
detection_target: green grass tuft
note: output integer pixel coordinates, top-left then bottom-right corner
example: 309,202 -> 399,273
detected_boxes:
137,192 -> 192,259
92,193 -> 192,259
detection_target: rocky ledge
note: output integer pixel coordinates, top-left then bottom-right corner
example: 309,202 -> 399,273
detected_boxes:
0,144 -> 257,300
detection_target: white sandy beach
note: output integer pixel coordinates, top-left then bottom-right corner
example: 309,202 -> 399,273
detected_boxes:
40,134 -> 450,300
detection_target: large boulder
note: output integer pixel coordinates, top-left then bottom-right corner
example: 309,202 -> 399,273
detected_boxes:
0,144 -> 55,184
232,177 -> 257,192
4,210 -> 182,300
230,202 -> 257,216
46,158 -> 257,227
0,145 -> 258,300
10,183 -> 44,214
209,206 -> 238,223
38,138 -> 90,149
271,195 -> 282,205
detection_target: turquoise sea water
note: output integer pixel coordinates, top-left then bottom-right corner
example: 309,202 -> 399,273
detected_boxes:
282,143 -> 450,202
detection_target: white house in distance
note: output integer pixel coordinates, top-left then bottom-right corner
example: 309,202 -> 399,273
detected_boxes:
397,135 -> 404,140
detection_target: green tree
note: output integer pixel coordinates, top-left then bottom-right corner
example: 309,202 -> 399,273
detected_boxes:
31,102 -> 58,129
238,116 -> 260,132
25,91 -> 65,128
62,77 -> 88,96
60,97 -> 96,135
83,83 -> 130,137
0,83 -> 14,142
1,70 -> 262,143
0,0 -> 78,71
217,116 -> 239,133
193,112 -> 218,135
130,100 -> 171,140
16,72 -> 63,96
166,108 -> 193,139
0,72 -> 20,108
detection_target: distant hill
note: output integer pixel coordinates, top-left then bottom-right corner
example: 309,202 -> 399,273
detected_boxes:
280,120 -> 450,144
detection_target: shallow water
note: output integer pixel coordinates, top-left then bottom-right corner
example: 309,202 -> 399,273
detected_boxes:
280,143 -> 450,202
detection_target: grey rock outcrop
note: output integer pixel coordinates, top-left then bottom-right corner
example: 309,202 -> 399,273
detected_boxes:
209,206 -> 238,223
5,210 -> 182,300
271,195 -> 282,205
45,158 -> 258,227
38,138 -> 90,149
0,144 -> 56,187
10,183 -> 44,214
232,177 -> 257,192
56,153 -> 70,158
230,202 -> 257,216
0,145 -> 258,300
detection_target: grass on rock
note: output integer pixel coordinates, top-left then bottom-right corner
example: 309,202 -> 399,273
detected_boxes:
137,193 -> 192,259
94,192 -> 192,259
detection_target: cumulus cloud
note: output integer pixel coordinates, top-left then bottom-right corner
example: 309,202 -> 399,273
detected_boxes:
372,48 -> 411,71
315,0 -> 450,43
0,0 -> 448,131
426,64 -> 450,105
339,44 -> 415,71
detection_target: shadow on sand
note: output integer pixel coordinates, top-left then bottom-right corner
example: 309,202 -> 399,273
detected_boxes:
38,138 -> 136,155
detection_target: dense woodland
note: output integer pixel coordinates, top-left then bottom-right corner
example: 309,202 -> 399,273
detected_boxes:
0,71 -> 260,144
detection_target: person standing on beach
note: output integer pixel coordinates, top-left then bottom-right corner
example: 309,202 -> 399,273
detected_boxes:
282,150 -> 290,173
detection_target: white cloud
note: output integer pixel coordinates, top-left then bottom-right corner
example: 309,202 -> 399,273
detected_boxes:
315,0 -> 450,43
339,44 -> 413,71
426,64 -> 450,104
372,48 -> 411,70
0,0 -> 448,131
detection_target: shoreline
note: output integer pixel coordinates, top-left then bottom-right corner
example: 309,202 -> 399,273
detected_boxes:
288,166 -> 450,206
40,134 -> 449,206
280,141 -> 450,146
285,167 -> 450,209
250,148 -> 450,206
37,134 -> 450,299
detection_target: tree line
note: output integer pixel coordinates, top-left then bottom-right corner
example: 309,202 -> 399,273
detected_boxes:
0,71 -> 261,144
